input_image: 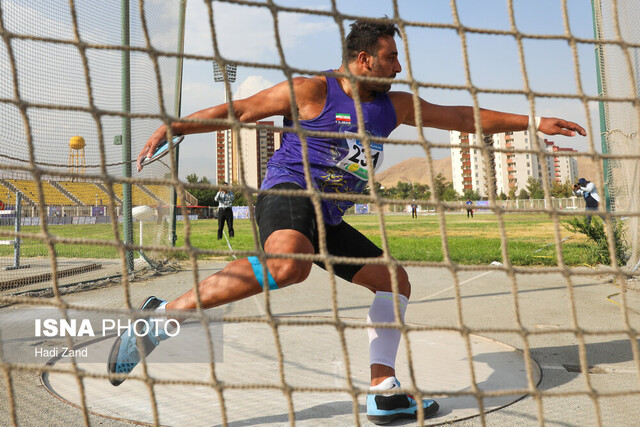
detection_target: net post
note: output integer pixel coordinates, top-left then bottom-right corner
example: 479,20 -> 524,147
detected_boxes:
591,0 -> 612,213
121,0 -> 134,270
13,192 -> 21,269
169,0 -> 187,247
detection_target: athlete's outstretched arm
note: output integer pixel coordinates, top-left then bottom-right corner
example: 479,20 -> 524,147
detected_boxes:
137,78 -> 315,171
389,92 -> 586,137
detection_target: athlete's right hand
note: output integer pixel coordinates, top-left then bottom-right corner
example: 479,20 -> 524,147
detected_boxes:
136,127 -> 166,172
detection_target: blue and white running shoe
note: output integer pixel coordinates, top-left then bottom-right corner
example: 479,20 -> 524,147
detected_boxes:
107,296 -> 167,386
366,377 -> 439,425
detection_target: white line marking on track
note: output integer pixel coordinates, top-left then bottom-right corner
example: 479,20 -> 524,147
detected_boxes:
459,270 -> 496,286
419,263 -> 502,302
252,294 -> 265,315
223,231 -> 262,313
334,361 -> 344,387
223,231 -> 237,259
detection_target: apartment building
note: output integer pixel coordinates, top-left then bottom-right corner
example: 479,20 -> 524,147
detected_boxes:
450,130 -> 578,197
215,130 -> 233,185
449,132 -> 489,195
549,144 -> 579,186
216,122 -> 281,188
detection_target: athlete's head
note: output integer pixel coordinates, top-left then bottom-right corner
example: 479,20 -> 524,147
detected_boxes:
578,178 -> 587,186
346,19 -> 402,93
346,19 -> 400,60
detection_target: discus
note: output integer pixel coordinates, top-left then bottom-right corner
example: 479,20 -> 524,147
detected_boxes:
140,135 -> 184,167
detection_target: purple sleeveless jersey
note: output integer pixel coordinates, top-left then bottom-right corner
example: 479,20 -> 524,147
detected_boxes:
261,71 -> 397,225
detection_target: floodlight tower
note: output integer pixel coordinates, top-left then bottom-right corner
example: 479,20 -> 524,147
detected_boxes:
213,63 -> 237,185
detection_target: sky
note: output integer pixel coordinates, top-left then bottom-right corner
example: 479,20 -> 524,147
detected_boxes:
176,0 -> 602,182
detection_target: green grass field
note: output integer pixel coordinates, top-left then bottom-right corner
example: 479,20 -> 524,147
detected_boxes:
344,213 -> 594,266
0,213 -> 600,267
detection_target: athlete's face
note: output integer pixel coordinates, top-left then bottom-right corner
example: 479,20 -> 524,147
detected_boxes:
368,35 -> 402,93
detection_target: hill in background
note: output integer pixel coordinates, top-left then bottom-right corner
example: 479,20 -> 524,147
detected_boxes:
574,156 -> 601,181
376,155 -> 601,188
375,157 -> 451,188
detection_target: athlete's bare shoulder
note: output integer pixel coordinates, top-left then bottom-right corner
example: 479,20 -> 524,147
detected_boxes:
285,75 -> 328,120
388,91 -> 413,105
291,74 -> 327,89
388,91 -> 414,127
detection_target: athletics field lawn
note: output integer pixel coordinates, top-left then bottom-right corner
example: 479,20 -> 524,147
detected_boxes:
0,213 -> 600,266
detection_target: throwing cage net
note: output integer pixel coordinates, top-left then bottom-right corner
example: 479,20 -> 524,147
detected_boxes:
593,0 -> 640,268
1,1 -> 640,426
0,0 -> 184,290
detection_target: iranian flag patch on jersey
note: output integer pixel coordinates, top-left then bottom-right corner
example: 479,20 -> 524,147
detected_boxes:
336,113 -> 351,123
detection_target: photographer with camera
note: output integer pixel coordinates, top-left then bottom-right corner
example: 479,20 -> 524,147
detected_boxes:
573,178 -> 600,223
215,182 -> 235,240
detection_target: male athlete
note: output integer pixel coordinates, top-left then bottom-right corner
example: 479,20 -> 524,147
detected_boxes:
108,19 -> 585,424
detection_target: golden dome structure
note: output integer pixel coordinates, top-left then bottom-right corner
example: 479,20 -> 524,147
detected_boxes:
68,136 -> 86,176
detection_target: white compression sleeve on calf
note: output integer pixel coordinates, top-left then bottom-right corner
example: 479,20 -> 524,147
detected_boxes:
367,291 -> 408,369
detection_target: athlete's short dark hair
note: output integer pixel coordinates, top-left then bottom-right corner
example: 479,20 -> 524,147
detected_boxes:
345,19 -> 400,61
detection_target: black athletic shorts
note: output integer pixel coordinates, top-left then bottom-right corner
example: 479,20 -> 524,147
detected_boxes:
254,182 -> 383,282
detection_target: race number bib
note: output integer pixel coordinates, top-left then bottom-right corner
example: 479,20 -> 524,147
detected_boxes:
337,134 -> 384,180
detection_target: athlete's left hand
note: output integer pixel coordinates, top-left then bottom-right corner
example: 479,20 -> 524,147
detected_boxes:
538,118 -> 586,137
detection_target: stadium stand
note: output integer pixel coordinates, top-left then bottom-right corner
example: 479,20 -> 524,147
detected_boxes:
144,185 -> 172,205
8,179 -> 76,206
113,184 -> 162,207
59,181 -> 112,206
0,180 -> 196,208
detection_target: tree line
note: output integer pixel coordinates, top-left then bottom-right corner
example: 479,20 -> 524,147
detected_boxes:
184,174 -> 247,206
370,173 -> 576,201
184,172 -> 576,206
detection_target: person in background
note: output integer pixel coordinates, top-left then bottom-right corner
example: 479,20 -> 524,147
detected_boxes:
465,198 -> 474,218
410,200 -> 418,219
215,182 -> 235,239
573,178 -> 600,224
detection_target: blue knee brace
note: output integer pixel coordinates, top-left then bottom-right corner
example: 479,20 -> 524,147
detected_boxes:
247,256 -> 278,290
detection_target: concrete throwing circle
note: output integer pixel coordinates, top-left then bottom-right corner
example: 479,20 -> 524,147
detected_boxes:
43,318 -> 540,426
